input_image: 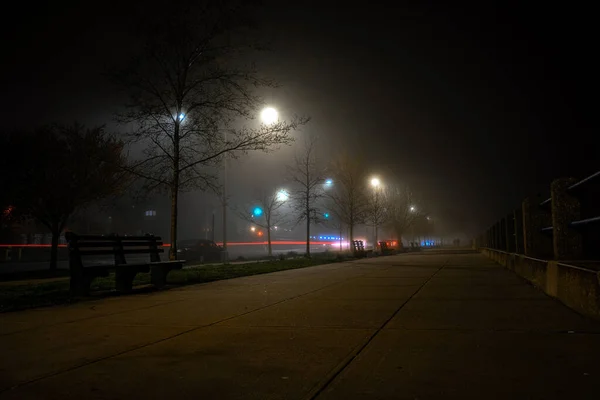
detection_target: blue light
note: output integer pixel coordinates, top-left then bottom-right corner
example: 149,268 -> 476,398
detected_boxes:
253,207 -> 263,217
324,212 -> 330,219
325,179 -> 333,186
319,236 -> 323,239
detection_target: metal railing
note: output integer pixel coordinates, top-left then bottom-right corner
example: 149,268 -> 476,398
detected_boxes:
475,170 -> 600,260
539,171 -> 600,233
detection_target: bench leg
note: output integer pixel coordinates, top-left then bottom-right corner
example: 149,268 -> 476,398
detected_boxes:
150,265 -> 169,288
115,270 -> 137,292
70,275 -> 94,296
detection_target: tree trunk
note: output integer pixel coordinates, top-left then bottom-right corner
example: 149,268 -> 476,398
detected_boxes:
50,222 -> 60,271
267,226 -> 272,256
170,124 -> 180,261
305,196 -> 310,258
170,183 -> 179,260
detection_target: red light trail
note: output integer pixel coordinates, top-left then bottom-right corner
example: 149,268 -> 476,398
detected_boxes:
0,241 -> 339,248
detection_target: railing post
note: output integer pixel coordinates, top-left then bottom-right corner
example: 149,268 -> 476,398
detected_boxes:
497,221 -> 503,250
494,223 -> 499,250
551,177 -> 582,260
496,222 -> 502,250
505,214 -> 515,253
514,208 -> 523,254
522,196 -> 553,258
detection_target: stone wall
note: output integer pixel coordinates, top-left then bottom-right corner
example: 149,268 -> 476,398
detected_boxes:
481,248 -> 600,319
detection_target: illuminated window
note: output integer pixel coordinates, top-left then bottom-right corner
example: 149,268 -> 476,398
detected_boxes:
145,210 -> 156,217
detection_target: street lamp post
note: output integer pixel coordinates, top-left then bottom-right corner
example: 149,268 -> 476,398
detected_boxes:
370,177 -> 382,251
222,131 -> 229,262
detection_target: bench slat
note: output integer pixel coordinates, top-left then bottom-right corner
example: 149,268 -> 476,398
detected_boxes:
72,241 -> 164,248
149,260 -> 185,265
77,248 -> 165,256
69,234 -> 163,241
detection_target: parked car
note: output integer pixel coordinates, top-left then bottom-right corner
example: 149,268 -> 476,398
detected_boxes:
177,239 -> 224,263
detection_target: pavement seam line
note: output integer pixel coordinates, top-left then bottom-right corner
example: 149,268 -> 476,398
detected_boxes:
304,259 -> 449,400
1,265 -> 381,394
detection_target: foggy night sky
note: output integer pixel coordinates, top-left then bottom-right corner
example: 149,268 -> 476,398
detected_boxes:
1,1 -> 597,236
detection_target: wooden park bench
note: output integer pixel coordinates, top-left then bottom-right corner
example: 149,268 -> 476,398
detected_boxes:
65,232 -> 184,296
351,240 -> 373,258
378,241 -> 395,255
409,241 -> 422,251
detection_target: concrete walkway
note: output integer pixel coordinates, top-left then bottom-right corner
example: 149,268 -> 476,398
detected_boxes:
1,251 -> 599,399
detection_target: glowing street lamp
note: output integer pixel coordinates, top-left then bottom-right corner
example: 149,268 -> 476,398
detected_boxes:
324,178 -> 333,187
260,107 -> 278,125
276,189 -> 289,202
370,177 -> 381,188
410,206 -> 416,212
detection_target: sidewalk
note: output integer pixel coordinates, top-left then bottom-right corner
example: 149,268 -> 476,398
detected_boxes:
1,251 -> 599,399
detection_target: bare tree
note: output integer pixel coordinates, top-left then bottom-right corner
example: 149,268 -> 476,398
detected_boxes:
0,124 -> 127,270
386,184 -> 423,246
366,185 -> 389,249
323,208 -> 345,251
287,137 -> 326,257
328,153 -> 368,244
235,189 -> 288,256
110,2 -> 307,259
